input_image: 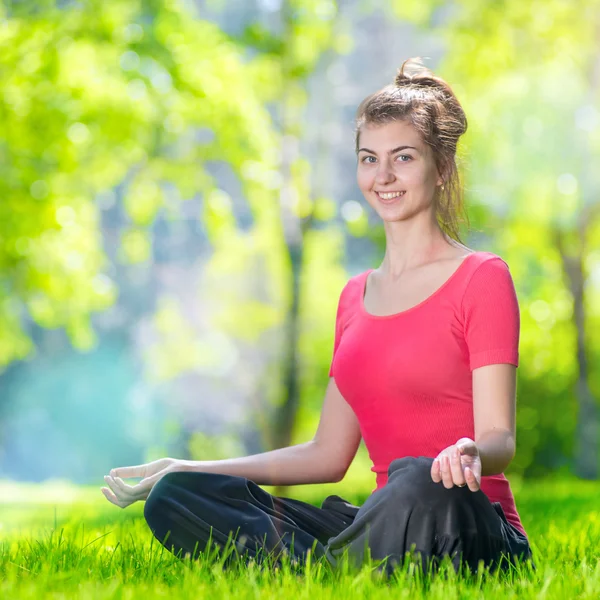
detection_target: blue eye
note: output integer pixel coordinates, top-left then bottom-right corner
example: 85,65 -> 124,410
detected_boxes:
360,154 -> 412,163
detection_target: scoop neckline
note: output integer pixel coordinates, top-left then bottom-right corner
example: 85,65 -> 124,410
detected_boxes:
360,252 -> 479,320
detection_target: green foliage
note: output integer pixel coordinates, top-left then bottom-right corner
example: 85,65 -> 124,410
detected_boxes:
390,0 -> 446,27
0,0 -> 350,408
370,0 -> 600,476
441,0 -> 600,476
3,0 -> 598,482
0,0 -> 280,370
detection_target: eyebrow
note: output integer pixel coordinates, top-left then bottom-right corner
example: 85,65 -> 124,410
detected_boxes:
357,145 -> 419,155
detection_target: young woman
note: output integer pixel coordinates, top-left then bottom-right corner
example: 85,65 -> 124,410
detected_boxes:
102,57 -> 533,574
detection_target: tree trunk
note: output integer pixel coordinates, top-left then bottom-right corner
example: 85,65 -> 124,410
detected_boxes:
270,0 -> 341,495
565,38 -> 600,479
555,237 -> 598,479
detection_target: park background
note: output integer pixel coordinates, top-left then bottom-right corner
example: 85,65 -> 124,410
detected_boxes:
1,1 -> 600,592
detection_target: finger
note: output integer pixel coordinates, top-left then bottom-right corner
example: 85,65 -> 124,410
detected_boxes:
110,476 -> 151,504
103,475 -> 120,497
105,479 -> 140,506
110,476 -> 144,500
440,455 -> 454,489
464,467 -> 480,492
111,468 -> 167,502
431,459 -> 441,482
110,464 -> 148,479
101,486 -> 123,507
138,466 -> 175,490
450,446 -> 467,487
103,476 -> 138,502
101,486 -> 131,509
117,475 -> 155,501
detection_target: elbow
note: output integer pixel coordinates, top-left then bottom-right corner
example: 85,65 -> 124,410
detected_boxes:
310,440 -> 353,483
321,460 -> 350,483
477,430 -> 516,476
498,439 -> 516,472
505,435 -> 517,466
329,467 -> 348,483
329,456 -> 355,482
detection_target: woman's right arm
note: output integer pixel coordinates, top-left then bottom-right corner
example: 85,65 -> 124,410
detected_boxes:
180,377 -> 362,486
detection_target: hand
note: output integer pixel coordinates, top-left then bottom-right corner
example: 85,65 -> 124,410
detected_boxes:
431,437 -> 481,492
101,457 -> 181,508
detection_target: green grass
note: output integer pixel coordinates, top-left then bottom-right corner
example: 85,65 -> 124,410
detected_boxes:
2,477 -> 600,599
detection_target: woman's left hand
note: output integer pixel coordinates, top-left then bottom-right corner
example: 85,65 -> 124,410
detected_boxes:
431,437 -> 481,491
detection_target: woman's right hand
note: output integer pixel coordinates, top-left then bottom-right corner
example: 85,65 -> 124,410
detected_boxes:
101,457 -> 181,508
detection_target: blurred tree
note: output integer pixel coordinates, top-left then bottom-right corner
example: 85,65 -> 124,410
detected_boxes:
250,0 -> 347,454
0,0 -> 354,476
389,0 -> 600,478
173,0 -> 353,473
0,0 -> 280,369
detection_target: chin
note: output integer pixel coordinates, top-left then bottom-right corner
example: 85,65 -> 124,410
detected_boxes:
379,212 -> 409,223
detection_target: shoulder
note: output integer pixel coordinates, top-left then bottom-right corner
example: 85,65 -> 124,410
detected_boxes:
334,269 -> 369,316
461,251 -> 519,312
340,269 -> 369,296
464,251 -> 515,283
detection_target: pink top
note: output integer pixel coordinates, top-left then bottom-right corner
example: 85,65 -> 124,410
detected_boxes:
329,251 -> 526,536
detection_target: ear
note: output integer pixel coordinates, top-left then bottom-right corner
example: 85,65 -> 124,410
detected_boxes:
435,163 -> 448,187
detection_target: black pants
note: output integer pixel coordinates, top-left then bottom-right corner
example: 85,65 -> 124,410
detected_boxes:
143,456 -> 533,574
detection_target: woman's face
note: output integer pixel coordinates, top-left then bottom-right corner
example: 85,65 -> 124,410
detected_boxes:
356,119 -> 442,223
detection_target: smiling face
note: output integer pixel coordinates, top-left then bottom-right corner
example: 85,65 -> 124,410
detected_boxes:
356,119 -> 443,223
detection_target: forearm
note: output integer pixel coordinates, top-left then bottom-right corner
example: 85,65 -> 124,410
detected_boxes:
177,440 -> 344,486
475,428 -> 516,476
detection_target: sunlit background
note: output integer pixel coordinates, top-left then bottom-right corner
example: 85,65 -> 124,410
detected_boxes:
1,0 -> 599,529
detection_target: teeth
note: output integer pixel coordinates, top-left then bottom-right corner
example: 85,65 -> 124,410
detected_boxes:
377,191 -> 405,200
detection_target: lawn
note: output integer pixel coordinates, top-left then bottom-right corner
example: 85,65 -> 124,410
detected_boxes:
2,476 -> 600,599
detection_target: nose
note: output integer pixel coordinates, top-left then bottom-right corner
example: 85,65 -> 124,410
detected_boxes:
374,160 -> 395,185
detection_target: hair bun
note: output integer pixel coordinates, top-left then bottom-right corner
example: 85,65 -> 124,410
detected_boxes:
394,57 -> 444,92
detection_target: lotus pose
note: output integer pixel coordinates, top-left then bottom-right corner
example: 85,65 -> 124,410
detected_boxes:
102,57 -> 533,575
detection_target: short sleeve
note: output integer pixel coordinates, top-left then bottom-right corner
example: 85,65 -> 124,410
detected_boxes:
461,257 -> 520,371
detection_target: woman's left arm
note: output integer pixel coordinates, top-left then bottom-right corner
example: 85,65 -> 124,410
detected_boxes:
432,255 -> 521,488
472,363 -> 517,476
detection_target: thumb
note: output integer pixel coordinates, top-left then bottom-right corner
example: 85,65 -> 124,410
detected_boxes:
456,438 -> 477,455
139,467 -> 172,489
